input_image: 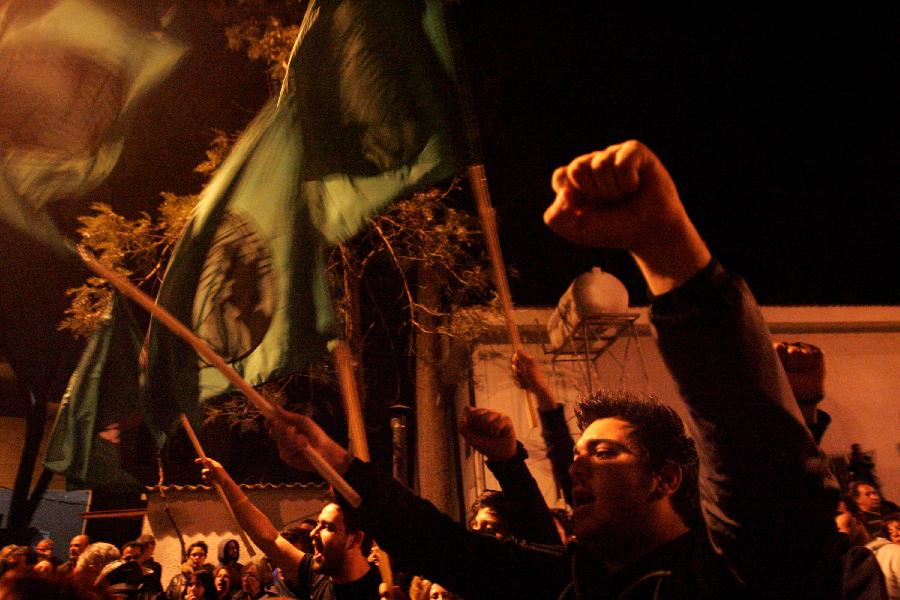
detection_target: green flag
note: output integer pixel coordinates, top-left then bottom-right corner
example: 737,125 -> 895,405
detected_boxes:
0,0 -> 186,253
143,0 -> 464,445
45,293 -> 145,491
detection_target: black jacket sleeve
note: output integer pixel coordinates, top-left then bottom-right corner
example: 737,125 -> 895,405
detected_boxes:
340,459 -> 569,600
485,442 -> 561,545
539,404 -> 575,507
650,261 -> 842,597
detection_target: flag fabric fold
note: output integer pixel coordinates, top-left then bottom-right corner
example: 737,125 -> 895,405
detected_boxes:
144,0 -> 464,446
0,0 -> 187,253
45,293 -> 145,491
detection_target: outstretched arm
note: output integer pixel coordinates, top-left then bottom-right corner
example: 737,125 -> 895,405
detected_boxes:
267,411 -> 569,600
544,140 -> 838,594
196,457 -> 305,578
544,140 -> 711,294
511,350 -> 556,410
511,350 -> 574,507
458,406 -> 559,545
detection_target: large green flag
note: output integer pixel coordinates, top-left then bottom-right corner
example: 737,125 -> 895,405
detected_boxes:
0,0 -> 186,254
143,0 -> 464,445
45,293 -> 145,491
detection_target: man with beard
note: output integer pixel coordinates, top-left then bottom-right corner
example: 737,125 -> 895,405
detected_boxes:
198,458 -> 380,599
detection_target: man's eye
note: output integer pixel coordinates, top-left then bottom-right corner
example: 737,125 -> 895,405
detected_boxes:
593,447 -> 616,458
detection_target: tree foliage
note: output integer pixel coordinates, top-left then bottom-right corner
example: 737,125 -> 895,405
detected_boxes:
61,2 -> 493,432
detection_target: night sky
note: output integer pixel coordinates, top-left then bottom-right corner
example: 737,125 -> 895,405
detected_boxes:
2,5 -> 898,415
453,7 -> 900,307
74,5 -> 900,309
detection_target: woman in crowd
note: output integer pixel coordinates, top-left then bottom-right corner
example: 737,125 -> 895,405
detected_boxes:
184,570 -> 216,600
166,542 -> 214,600
230,560 -> 276,599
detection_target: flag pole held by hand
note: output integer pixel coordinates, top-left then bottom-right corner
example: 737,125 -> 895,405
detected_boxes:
178,414 -> 256,557
467,166 -> 540,428
75,245 -> 362,507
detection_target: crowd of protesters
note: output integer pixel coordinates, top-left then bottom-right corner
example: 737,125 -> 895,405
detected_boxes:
1,141 -> 899,600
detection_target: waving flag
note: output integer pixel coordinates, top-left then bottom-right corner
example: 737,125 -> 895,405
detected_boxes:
143,0 -> 464,445
0,0 -> 186,253
45,293 -> 145,491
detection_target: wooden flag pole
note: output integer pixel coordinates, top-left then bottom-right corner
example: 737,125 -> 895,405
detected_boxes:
179,414 -> 256,557
467,165 -> 540,428
440,2 -> 538,428
75,245 -> 362,507
333,341 -> 370,461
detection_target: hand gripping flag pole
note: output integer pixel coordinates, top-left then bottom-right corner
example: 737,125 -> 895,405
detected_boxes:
76,245 -> 362,508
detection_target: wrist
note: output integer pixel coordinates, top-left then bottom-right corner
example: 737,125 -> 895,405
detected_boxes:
631,222 -> 711,296
485,441 -> 525,464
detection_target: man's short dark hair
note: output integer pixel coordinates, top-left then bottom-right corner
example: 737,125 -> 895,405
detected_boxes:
466,490 -> 509,532
848,480 -> 877,498
839,494 -> 862,517
575,390 -> 701,527
321,497 -> 372,556
121,541 -> 144,554
186,541 -> 208,557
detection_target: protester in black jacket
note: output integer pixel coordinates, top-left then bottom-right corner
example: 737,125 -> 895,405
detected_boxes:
269,140 -> 842,599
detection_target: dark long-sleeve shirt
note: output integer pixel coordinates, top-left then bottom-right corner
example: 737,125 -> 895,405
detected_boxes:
338,262 -> 842,599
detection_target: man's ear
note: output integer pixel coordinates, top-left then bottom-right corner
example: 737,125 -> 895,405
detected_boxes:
650,461 -> 683,500
346,530 -> 365,551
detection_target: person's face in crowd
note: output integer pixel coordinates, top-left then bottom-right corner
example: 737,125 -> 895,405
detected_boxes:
35,539 -> 53,560
855,484 -> 882,513
225,541 -> 239,562
835,501 -> 869,546
68,535 -> 88,561
429,583 -> 457,600
471,507 -> 505,539
186,574 -> 206,600
570,418 -> 658,546
310,503 -> 355,576
241,565 -> 262,595
886,519 -> 900,545
187,545 -> 207,570
143,541 -> 155,561
122,546 -> 142,563
296,522 -> 315,554
214,567 -> 231,596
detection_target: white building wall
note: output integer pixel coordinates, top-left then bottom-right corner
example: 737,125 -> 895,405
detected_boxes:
461,305 -> 900,514
143,484 -> 327,587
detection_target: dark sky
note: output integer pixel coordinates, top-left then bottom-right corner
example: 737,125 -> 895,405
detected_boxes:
75,5 -> 900,310
97,5 -> 900,310
4,4 -> 899,410
453,7 -> 900,306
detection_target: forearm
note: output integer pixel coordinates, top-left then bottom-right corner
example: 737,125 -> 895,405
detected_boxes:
486,444 -> 559,545
630,208 -> 712,296
214,472 -> 300,573
538,405 -> 574,507
339,459 -> 568,600
651,261 -> 838,583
